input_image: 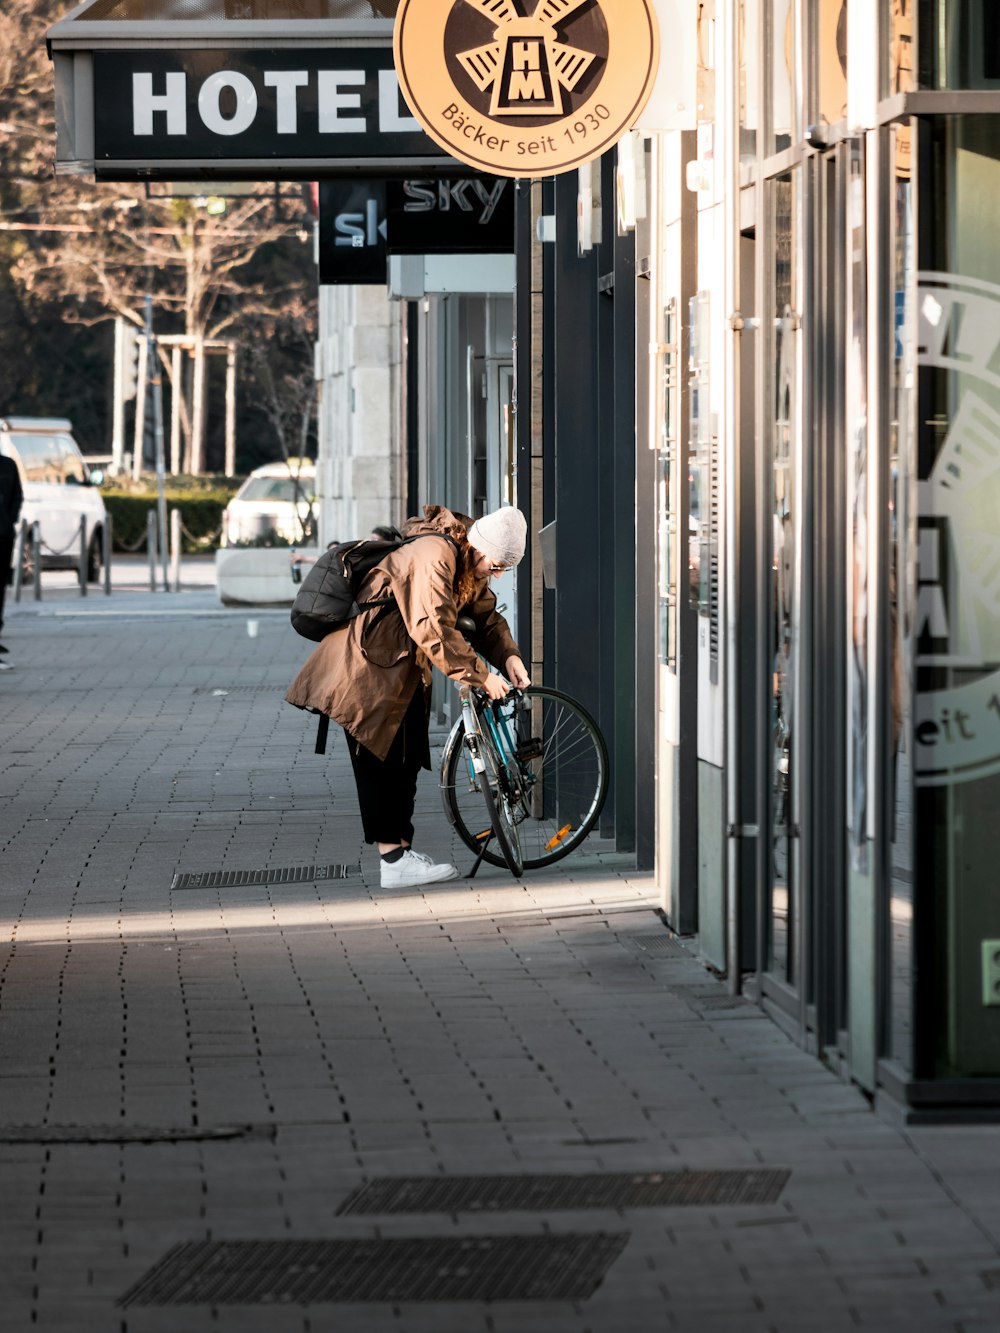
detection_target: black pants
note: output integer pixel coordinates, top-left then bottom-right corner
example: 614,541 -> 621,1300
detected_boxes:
346,688 -> 430,846
0,527 -> 13,636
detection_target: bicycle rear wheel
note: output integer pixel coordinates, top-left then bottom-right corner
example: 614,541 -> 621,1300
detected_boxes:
441,687 -> 608,870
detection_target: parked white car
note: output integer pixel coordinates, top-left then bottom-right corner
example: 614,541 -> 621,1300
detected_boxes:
0,416 -> 107,581
221,460 -> 316,547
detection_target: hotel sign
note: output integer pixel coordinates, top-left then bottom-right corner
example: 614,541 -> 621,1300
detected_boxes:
85,48 -> 449,177
393,0 -> 659,178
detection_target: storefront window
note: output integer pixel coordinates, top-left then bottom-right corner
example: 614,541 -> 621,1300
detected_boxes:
767,0 -> 798,155
767,171 -> 798,985
888,123 -> 915,1074
846,143 -> 868,877
920,0 -> 1000,89
917,117 -> 1000,1077
817,0 -> 847,132
658,299 -> 679,669
887,0 -> 916,99
740,0 -> 759,167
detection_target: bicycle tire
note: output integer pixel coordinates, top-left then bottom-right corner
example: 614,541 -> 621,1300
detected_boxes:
441,686 -> 608,870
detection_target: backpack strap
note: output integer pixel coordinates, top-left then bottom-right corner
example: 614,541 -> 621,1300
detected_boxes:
315,712 -> 330,755
352,532 -> 459,615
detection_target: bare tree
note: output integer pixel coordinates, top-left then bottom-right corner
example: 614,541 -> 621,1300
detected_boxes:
1,0 -> 317,474
244,301 -> 319,538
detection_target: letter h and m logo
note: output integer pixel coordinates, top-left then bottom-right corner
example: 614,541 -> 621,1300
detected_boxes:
457,0 -> 596,117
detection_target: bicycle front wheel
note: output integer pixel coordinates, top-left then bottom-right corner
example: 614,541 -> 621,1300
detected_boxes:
441,687 -> 608,870
478,715 -> 524,876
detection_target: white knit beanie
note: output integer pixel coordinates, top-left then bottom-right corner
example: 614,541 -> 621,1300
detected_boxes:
467,506 -> 527,567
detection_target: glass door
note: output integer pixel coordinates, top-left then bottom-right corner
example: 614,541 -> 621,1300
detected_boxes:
764,169 -> 801,991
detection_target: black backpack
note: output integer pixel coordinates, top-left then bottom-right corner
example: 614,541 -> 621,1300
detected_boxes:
289,532 -> 453,642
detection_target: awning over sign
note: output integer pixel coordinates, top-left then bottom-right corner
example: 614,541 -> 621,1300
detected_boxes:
47,0 -> 453,180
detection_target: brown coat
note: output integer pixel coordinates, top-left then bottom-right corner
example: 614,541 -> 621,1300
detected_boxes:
285,506 -> 521,761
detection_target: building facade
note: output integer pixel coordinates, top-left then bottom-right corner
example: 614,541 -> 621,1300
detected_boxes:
637,0 -> 1000,1118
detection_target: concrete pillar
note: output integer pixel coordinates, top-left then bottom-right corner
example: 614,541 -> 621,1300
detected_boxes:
314,284 -> 405,548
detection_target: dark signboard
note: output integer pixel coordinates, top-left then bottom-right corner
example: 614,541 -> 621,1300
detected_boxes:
319,174 -> 514,283
385,177 -> 514,254
92,48 -> 448,173
318,181 -> 387,285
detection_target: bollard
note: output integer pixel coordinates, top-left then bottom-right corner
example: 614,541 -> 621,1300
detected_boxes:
31,522 -> 41,602
147,510 -> 157,592
12,519 -> 26,603
78,515 -> 87,598
103,514 -> 112,596
169,508 -> 181,593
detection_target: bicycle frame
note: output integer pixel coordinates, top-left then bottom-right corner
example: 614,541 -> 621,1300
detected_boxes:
460,690 -> 527,796
456,686 -> 528,877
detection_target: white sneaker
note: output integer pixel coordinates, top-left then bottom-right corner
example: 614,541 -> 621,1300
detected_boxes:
380,849 -> 459,888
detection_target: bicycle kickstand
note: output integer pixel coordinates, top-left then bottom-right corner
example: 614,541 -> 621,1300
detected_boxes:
466,829 -> 496,880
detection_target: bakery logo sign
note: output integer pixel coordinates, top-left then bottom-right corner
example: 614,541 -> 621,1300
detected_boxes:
915,271 -> 1000,787
393,0 -> 659,178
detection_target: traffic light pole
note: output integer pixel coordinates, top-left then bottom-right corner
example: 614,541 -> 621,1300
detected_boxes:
145,295 -> 170,593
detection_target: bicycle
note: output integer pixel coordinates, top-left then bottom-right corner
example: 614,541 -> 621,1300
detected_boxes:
440,677 -> 609,879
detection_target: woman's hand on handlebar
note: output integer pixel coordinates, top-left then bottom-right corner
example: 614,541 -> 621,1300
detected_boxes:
505,656 -> 531,688
480,673 -> 511,701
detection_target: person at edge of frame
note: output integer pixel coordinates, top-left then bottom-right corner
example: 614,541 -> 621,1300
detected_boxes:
284,504 -> 531,888
0,450 -> 24,666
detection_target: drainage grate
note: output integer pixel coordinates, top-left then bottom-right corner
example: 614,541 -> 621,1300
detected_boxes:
692,994 -> 754,1011
171,864 -> 353,890
337,1169 -> 791,1215
625,933 -> 681,958
119,1233 -> 629,1306
0,1124 -> 267,1146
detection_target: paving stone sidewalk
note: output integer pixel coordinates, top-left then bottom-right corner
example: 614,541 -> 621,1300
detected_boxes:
2,588 -> 1000,1332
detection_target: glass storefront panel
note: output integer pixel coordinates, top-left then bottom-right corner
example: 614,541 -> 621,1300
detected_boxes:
888,123 -> 916,1074
846,141 -> 868,878
887,0 -> 916,99
658,299 -> 679,670
917,116 -> 1000,1076
817,0 -> 848,131
767,170 -> 798,985
767,0 -> 797,155
740,0 -> 759,167
920,1 -> 1000,89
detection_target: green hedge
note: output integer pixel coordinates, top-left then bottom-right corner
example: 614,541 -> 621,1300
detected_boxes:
102,491 -> 228,554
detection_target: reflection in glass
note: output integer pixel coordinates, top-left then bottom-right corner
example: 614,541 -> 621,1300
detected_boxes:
889,125 -> 915,1073
688,293 -> 712,615
739,0 -> 759,167
888,0 -> 915,98
768,0 -> 796,154
921,0 -> 1000,89
817,0 -> 847,130
768,172 -> 797,984
658,301 -> 679,669
847,143 -> 869,876
917,117 -> 1000,1077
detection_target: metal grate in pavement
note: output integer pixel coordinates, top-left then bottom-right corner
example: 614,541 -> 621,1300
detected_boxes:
624,933 -> 681,958
118,1233 -> 629,1306
337,1169 -> 791,1215
171,864 -> 353,890
0,1124 -> 266,1145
